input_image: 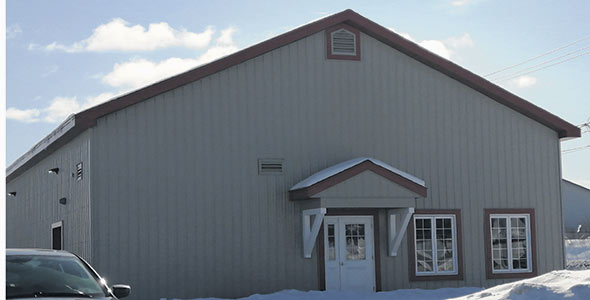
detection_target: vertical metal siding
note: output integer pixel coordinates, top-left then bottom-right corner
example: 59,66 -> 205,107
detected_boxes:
86,31 -> 564,299
6,131 -> 92,261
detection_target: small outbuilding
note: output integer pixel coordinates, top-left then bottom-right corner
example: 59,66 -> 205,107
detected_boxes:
6,9 -> 581,300
562,179 -> 590,238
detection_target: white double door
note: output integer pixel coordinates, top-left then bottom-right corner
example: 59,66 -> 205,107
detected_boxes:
324,216 -> 376,292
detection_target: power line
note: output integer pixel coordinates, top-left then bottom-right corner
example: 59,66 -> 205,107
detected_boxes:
493,51 -> 590,83
484,35 -> 590,77
578,118 -> 590,133
562,145 -> 590,154
489,46 -> 590,82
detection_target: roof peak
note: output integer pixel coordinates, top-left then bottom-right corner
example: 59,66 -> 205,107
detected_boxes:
7,10 -> 580,182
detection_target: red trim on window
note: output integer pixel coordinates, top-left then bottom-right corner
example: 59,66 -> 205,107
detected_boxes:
326,24 -> 361,61
484,208 -> 537,279
408,209 -> 463,281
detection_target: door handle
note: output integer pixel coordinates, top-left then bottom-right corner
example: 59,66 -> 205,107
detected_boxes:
340,262 -> 344,266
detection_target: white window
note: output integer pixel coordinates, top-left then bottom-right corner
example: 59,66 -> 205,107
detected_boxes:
489,214 -> 532,273
414,215 -> 458,275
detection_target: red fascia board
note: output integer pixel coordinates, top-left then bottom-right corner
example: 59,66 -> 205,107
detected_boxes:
76,9 -> 580,138
342,13 -> 580,138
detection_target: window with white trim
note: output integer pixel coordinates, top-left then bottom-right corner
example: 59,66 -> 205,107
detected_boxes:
489,214 -> 532,273
414,215 -> 458,275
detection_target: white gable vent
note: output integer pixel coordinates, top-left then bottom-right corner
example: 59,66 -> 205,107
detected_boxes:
331,29 -> 356,55
258,159 -> 284,175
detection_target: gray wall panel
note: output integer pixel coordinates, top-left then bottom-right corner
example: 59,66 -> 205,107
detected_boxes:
6,131 -> 92,261
82,30 -> 565,299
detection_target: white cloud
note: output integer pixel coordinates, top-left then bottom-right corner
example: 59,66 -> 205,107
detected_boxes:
418,40 -> 453,60
103,27 -> 239,89
11,27 -> 238,125
83,92 -> 117,108
44,97 -> 81,122
389,28 -> 474,60
446,33 -> 474,48
512,75 -> 537,88
6,108 -> 41,123
8,92 -> 118,124
44,93 -> 119,122
6,24 -> 22,39
41,65 -> 59,77
33,18 -> 215,52
451,0 -> 472,6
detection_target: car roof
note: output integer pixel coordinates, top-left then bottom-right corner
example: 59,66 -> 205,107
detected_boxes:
6,248 -> 76,257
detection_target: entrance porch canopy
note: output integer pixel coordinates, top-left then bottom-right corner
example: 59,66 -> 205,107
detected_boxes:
289,157 -> 427,258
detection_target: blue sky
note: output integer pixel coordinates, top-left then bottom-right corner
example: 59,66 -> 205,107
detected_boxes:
6,0 -> 589,187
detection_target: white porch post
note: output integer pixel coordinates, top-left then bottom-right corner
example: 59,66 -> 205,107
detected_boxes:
302,208 -> 327,258
388,207 -> 415,256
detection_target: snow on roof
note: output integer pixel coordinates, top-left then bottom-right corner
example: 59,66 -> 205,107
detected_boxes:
290,157 -> 425,191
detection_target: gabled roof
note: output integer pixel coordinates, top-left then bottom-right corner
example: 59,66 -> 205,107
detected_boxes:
7,9 -> 581,182
289,157 -> 427,200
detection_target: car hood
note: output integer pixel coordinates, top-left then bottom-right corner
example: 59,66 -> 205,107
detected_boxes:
8,297 -> 115,300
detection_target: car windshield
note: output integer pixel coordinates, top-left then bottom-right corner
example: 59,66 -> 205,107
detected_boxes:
6,254 -> 109,299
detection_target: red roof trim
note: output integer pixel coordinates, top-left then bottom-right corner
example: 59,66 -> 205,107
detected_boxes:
75,9 -> 580,137
7,9 -> 580,182
289,160 -> 428,200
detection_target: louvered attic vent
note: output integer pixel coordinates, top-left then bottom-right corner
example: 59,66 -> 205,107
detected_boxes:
331,29 -> 356,55
326,25 -> 360,60
258,159 -> 284,175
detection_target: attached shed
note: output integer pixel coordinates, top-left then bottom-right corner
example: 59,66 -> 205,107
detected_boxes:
562,179 -> 590,237
6,9 -> 581,300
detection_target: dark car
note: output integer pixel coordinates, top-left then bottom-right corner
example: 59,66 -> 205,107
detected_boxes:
6,249 -> 131,299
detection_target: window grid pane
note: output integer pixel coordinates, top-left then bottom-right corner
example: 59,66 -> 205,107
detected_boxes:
435,217 -> 455,272
490,215 -> 530,273
415,217 -> 433,272
415,216 -> 456,275
327,224 -> 336,261
491,217 -> 509,270
345,224 -> 366,260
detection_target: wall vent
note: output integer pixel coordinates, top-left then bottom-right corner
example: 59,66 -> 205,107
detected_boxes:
258,159 -> 284,175
76,162 -> 83,181
331,29 -> 356,55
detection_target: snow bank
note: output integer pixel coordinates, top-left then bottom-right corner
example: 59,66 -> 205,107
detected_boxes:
566,239 -> 590,261
566,239 -> 590,270
453,270 -> 590,300
174,270 -> 590,300
180,288 -> 481,300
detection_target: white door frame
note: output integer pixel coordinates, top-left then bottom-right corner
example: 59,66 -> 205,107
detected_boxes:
323,215 -> 376,292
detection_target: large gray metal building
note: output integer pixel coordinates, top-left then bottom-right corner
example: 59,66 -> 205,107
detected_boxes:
6,9 -> 581,300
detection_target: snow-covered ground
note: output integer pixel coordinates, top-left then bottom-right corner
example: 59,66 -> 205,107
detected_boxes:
188,288 -> 482,300
454,270 -> 590,300
178,270 -> 590,300
565,239 -> 590,270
